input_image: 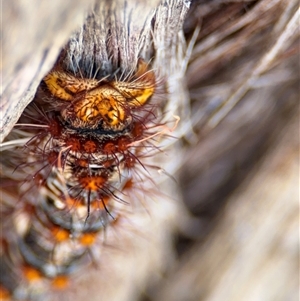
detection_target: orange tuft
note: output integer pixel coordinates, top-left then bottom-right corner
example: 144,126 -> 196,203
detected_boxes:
111,59 -> 156,107
44,71 -> 99,101
79,176 -> 107,191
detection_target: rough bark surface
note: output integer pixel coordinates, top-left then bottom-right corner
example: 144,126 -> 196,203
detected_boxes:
1,0 -> 98,141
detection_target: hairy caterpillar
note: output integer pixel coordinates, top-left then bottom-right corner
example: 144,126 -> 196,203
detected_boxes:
0,0 -> 194,299
0,55 -> 170,300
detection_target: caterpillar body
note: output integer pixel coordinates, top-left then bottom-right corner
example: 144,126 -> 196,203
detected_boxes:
0,57 -> 164,301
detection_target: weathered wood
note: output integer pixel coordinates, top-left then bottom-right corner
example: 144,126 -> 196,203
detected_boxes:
1,0 -> 96,141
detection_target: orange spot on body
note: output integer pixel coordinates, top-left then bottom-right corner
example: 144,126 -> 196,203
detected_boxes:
124,155 -> 135,168
51,227 -> 69,242
123,178 -> 134,190
83,140 -> 97,153
79,176 -> 107,191
0,286 -> 10,300
118,137 -> 130,151
52,275 -> 69,290
79,233 -> 97,246
23,266 -> 42,282
65,137 -> 81,152
65,197 -> 81,209
102,158 -> 116,168
48,117 -> 62,137
132,122 -> 144,138
76,158 -> 89,167
103,142 -> 116,154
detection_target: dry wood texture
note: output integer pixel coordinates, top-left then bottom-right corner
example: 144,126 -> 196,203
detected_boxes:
1,0 -> 299,301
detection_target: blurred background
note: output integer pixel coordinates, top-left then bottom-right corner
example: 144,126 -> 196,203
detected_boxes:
150,1 -> 299,300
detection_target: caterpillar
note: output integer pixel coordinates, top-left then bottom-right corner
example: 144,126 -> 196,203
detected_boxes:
0,0 -> 193,298
0,55 -> 168,301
